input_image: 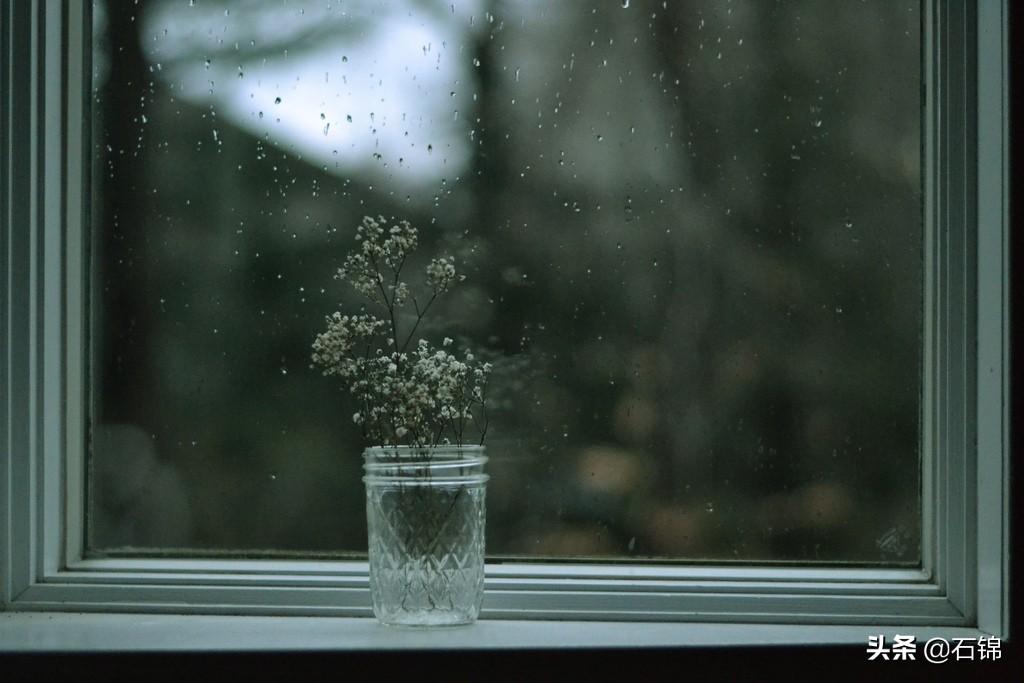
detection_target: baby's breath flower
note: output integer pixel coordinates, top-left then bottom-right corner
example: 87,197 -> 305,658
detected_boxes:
312,216 -> 492,447
426,256 -> 457,293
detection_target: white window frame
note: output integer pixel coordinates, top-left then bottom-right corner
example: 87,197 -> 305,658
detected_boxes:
0,0 -> 1010,650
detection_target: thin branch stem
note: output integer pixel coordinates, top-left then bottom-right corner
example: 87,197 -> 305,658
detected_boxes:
401,291 -> 440,353
367,252 -> 401,364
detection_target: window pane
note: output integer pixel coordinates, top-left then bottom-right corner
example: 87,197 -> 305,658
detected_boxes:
89,0 -> 921,563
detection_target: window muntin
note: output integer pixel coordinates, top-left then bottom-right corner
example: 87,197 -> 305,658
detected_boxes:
89,0 -> 921,563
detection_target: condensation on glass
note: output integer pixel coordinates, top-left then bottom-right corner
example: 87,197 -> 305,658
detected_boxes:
89,0 -> 922,563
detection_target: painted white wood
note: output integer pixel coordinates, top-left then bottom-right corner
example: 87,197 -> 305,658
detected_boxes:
67,557 -> 930,583
41,0 -> 65,582
928,0 -> 976,623
0,0 -> 12,608
0,612 -> 991,652
974,0 -> 1011,640
918,0 -> 938,592
3,0 -> 43,607
63,0 -> 89,575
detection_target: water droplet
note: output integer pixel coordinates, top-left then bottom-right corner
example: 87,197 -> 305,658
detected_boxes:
346,114 -> 352,123
341,55 -> 348,63
274,96 -> 281,104
704,502 -> 715,513
621,0 -> 630,7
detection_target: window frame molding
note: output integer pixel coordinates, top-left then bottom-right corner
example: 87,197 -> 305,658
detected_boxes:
0,0 -> 1010,644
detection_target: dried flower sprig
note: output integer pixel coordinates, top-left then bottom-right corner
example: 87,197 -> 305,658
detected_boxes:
312,216 -> 489,447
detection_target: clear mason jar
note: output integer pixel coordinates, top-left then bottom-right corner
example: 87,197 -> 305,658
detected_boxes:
363,445 -> 488,626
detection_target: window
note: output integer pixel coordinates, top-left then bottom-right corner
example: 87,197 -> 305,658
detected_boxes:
0,0 -> 1010,649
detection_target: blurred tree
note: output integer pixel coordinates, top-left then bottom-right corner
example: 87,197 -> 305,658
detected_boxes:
90,0 -> 921,564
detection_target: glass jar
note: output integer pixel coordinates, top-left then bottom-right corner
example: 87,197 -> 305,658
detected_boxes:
363,445 -> 488,626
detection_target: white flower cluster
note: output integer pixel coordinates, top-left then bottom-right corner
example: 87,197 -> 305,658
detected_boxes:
312,216 -> 491,447
337,341 -> 491,445
336,216 -> 419,306
426,256 -> 462,294
357,215 -> 418,268
310,312 -> 387,379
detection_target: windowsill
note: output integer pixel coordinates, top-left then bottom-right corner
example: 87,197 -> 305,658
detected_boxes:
0,612 -> 987,652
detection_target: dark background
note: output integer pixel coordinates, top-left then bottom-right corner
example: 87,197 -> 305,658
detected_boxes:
89,0 -> 921,564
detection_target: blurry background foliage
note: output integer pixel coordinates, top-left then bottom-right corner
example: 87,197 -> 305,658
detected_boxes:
90,0 -> 922,563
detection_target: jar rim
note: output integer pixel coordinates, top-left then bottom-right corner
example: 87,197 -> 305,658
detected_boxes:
362,474 -> 489,486
364,455 -> 488,471
363,444 -> 485,458
363,444 -> 485,451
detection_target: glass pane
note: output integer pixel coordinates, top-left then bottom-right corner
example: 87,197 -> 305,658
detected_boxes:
89,0 -> 921,563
